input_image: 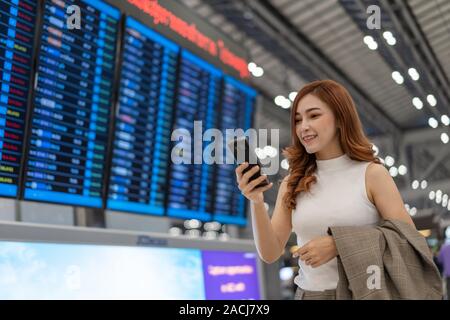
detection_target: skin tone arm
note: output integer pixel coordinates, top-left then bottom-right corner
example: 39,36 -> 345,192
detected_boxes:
236,163 -> 292,264
293,161 -> 417,268
365,162 -> 416,227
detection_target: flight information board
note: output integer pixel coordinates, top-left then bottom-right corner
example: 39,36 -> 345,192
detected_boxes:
214,76 -> 256,225
0,0 -> 36,197
23,0 -> 120,207
106,17 -> 179,215
167,50 -> 222,221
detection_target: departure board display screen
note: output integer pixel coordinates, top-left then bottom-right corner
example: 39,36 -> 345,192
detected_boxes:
23,0 -> 120,207
106,17 -> 179,215
0,0 -> 36,197
214,76 -> 256,225
167,50 -> 222,221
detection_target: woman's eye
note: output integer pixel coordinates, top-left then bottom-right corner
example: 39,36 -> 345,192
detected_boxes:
311,114 -> 319,118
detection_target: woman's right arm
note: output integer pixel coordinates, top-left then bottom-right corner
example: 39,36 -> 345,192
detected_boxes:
236,163 -> 293,264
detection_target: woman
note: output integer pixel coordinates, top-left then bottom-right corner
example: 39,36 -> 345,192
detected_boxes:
235,79 -> 416,299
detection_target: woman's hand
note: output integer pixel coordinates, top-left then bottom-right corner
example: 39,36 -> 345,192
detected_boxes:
292,236 -> 337,268
235,162 -> 273,204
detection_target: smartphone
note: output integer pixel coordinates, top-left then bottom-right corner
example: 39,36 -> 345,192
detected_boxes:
227,136 -> 269,188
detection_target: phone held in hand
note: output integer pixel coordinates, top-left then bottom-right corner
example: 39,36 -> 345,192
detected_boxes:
227,136 -> 269,188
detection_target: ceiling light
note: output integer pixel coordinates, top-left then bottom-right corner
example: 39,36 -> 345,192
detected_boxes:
274,95 -> 284,106
367,41 -> 378,50
382,31 -> 393,39
428,117 -> 438,129
412,97 -> 423,110
363,35 -> 375,45
429,191 -> 435,200
386,37 -> 396,45
427,94 -> 437,107
421,180 -> 428,189
372,144 -> 379,156
408,68 -> 420,81
252,66 -> 264,77
248,62 -> 257,72
441,133 -> 449,144
398,165 -> 407,175
392,71 -> 404,84
289,92 -> 297,101
281,158 -> 289,170
281,97 -> 292,109
389,166 -> 398,177
384,155 -> 395,167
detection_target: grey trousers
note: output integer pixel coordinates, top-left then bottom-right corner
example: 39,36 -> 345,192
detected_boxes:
294,286 -> 336,300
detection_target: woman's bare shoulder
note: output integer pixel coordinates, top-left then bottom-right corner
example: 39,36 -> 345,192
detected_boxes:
365,162 -> 391,203
366,162 -> 389,177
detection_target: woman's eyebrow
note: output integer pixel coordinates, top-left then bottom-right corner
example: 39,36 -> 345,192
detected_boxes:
296,107 -> 321,115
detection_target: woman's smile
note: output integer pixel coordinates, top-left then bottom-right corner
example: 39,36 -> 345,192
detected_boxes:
302,134 -> 318,144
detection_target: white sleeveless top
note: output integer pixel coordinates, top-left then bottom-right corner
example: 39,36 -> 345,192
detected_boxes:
291,153 -> 380,291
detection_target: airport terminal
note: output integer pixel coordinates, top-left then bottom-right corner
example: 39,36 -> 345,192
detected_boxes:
0,0 -> 449,300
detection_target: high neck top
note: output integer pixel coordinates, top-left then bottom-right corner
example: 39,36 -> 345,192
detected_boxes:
316,153 -> 353,172
291,154 -> 380,291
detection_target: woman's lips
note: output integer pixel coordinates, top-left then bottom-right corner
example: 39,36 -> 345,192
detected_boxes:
303,135 -> 317,144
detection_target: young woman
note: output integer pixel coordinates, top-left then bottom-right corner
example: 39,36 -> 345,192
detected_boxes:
235,79 -> 415,298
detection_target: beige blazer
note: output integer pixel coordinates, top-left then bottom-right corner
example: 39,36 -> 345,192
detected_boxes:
327,219 -> 443,300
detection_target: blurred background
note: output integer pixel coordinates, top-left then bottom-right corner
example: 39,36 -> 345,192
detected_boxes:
0,0 -> 449,299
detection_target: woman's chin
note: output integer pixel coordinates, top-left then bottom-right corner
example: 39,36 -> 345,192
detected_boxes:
304,146 -> 317,154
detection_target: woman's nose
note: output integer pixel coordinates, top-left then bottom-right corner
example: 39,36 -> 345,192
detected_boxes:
300,119 -> 310,130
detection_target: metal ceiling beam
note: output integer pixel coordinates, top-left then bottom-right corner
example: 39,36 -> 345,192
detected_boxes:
205,0 -> 402,138
369,122 -> 444,148
401,177 -> 450,202
386,0 -> 450,114
353,0 -> 444,125
246,0 -> 402,137
370,125 -> 449,186
418,147 -> 450,181
402,126 -> 446,146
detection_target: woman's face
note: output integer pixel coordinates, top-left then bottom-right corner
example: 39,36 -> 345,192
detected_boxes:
295,93 -> 340,156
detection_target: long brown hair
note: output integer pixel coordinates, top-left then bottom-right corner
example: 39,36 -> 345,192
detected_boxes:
282,79 -> 381,211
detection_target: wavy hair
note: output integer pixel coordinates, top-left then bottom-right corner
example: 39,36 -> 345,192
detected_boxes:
282,79 -> 381,212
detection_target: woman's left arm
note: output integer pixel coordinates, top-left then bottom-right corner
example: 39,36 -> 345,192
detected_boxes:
366,163 -> 416,228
